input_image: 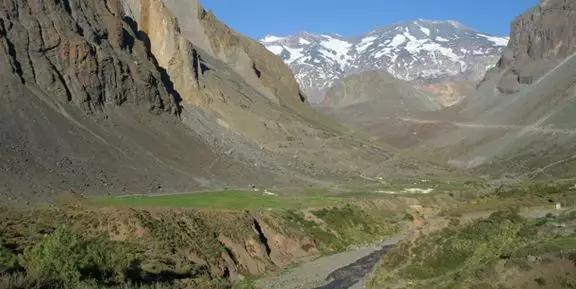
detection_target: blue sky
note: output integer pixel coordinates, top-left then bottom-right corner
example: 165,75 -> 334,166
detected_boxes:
201,0 -> 539,39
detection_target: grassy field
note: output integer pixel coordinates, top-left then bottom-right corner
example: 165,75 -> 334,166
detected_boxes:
90,190 -> 346,210
89,178 -> 485,210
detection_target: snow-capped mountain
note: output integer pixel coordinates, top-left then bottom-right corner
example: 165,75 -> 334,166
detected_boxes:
261,19 -> 509,104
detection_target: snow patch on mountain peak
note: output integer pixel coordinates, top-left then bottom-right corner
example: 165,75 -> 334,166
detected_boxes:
320,36 -> 354,69
262,35 -> 286,43
419,26 -> 431,36
478,34 -> 509,46
285,47 -> 304,63
267,45 -> 284,55
357,36 -> 378,53
299,38 -> 311,45
389,34 -> 407,47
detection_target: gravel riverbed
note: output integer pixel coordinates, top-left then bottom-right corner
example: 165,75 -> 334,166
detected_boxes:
255,235 -> 404,289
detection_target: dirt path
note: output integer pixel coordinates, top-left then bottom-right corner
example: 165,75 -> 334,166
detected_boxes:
255,235 -> 404,289
400,118 -> 576,135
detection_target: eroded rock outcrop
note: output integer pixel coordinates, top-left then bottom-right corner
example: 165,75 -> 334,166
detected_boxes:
112,209 -> 318,280
121,0 -> 304,108
0,0 -> 179,114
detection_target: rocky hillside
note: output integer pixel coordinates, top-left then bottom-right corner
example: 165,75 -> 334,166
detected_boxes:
318,71 -> 441,147
322,71 -> 440,110
261,20 -> 508,104
0,0 -> 219,199
419,0 -> 576,177
0,0 -> 438,201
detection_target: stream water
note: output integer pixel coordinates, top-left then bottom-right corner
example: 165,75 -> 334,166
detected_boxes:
313,245 -> 395,289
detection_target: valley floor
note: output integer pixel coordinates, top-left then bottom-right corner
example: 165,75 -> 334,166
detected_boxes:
1,180 -> 574,289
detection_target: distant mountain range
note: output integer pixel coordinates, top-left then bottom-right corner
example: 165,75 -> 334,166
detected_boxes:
261,19 -> 509,104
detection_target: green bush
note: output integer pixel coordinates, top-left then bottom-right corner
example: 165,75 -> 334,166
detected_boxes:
19,227 -> 136,287
0,245 -> 17,273
283,205 -> 397,254
402,210 -> 529,279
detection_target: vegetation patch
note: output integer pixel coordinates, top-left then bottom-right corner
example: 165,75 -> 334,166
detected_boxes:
0,208 -> 257,289
283,204 -> 400,254
370,209 -> 576,289
91,191 -> 343,210
441,181 -> 576,217
0,243 -> 17,274
19,227 -> 136,287
402,211 -> 530,279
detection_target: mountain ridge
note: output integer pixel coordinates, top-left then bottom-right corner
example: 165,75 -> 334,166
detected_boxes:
261,19 -> 509,104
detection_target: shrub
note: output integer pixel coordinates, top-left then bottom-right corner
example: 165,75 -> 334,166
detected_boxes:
19,227 -> 136,287
402,210 -> 529,279
534,277 -> 546,286
0,245 -> 17,273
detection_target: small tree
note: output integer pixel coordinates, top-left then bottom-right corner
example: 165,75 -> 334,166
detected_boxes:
20,227 -> 135,287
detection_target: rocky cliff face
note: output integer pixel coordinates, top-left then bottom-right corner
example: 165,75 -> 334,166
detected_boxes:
503,0 -> 576,67
0,0 -> 179,114
0,0 -> 253,199
121,0 -> 304,108
115,0 -> 418,182
492,0 -> 576,94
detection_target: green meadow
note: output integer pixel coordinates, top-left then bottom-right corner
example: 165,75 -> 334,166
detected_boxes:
90,190 -> 345,210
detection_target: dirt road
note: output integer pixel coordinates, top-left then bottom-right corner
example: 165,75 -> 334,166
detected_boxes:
400,118 -> 576,135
